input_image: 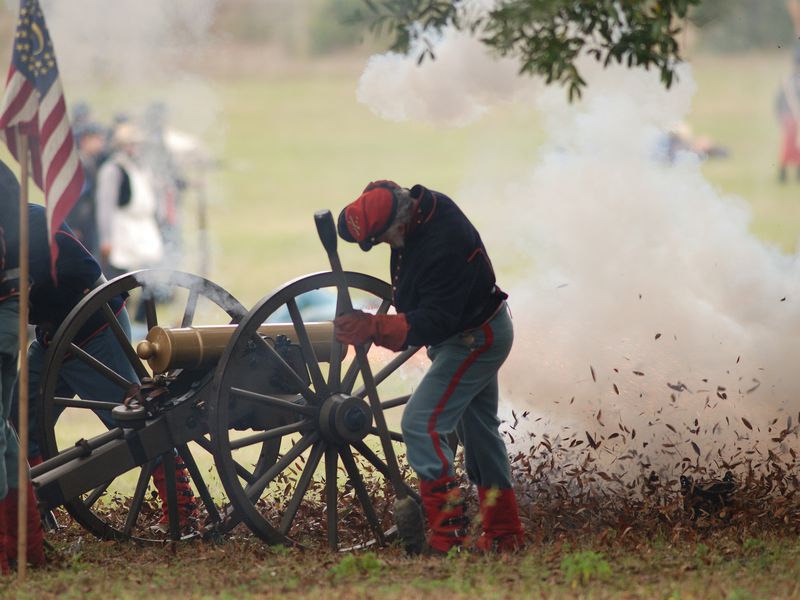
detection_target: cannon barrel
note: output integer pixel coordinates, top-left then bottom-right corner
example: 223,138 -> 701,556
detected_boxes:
137,322 -> 337,374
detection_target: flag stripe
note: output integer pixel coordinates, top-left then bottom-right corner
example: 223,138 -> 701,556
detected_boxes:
46,136 -> 78,202
0,71 -> 36,127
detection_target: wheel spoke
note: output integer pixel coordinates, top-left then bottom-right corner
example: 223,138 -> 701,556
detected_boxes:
340,299 -> 393,393
229,420 -> 309,451
380,394 -> 411,411
341,343 -> 373,393
375,299 -> 392,316
369,427 -> 404,443
101,303 -> 149,381
245,432 -> 319,503
143,295 -> 158,329
250,335 -> 318,404
352,346 -> 421,398
123,461 -> 156,536
53,397 -> 119,411
68,342 -> 134,390
352,441 -> 419,503
286,299 -> 330,397
348,341 -> 406,500
180,288 -> 200,328
195,435 -> 254,484
340,445 -> 385,545
279,440 -> 325,536
325,444 -> 338,551
327,335 -> 343,394
84,480 -> 112,509
177,444 -> 222,526
230,387 -> 315,417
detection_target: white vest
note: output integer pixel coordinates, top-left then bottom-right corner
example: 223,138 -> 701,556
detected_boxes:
108,154 -> 164,270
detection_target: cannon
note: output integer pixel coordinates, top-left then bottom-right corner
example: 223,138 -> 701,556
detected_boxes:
31,212 -> 425,550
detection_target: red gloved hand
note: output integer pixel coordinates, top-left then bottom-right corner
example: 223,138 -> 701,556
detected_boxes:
334,311 -> 374,347
334,311 -> 410,351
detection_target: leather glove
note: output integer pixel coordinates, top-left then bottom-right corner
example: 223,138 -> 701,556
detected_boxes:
334,311 -> 374,346
334,311 -> 410,351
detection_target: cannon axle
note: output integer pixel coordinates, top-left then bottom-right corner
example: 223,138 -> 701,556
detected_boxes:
318,394 -> 373,444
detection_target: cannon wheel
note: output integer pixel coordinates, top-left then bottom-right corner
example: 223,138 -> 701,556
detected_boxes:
39,269 -> 254,542
210,271 -> 425,550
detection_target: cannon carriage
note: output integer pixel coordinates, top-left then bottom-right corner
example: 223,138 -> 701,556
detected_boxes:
30,212 -> 425,551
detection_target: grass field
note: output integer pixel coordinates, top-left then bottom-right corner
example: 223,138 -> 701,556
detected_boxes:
6,49 -> 800,597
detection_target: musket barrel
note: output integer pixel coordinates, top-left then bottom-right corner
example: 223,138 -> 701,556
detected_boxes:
136,322 -> 337,373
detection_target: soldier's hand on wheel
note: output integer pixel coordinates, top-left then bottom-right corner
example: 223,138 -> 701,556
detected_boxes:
333,310 -> 375,346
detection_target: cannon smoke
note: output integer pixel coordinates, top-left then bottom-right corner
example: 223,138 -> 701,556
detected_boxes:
357,18 -> 800,482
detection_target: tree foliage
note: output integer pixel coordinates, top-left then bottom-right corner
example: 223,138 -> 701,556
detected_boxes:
357,0 -> 701,100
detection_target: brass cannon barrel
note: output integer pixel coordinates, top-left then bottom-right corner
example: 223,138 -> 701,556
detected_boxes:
137,322 -> 336,373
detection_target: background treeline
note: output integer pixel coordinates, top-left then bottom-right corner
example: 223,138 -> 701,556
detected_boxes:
212,0 -> 798,57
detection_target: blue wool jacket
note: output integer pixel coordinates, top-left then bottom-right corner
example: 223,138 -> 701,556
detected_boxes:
2,204 -> 122,345
392,185 -> 506,347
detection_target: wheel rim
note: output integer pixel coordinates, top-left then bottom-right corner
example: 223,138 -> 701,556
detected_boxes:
40,269 -> 249,542
210,271 -> 423,550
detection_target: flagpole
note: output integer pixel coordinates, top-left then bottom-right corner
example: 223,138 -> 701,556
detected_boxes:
16,133 -> 30,581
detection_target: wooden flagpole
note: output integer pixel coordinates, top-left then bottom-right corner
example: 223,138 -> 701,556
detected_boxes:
16,133 -> 30,581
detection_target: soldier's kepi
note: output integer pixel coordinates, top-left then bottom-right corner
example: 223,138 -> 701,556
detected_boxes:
335,180 -> 525,554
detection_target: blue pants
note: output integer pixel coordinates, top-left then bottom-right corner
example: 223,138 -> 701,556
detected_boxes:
14,308 -> 138,458
0,297 -> 21,499
401,303 -> 514,487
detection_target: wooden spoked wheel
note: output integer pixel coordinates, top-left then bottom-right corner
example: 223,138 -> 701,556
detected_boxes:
210,271 -> 424,550
39,270 -> 250,541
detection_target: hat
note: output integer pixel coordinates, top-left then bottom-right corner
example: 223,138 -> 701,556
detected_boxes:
338,181 -> 400,251
111,123 -> 144,148
74,121 -> 107,143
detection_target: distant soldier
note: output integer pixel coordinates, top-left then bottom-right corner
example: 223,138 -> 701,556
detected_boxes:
141,102 -> 187,269
96,123 -> 164,279
775,45 -> 800,182
68,121 -> 109,256
335,181 -> 525,553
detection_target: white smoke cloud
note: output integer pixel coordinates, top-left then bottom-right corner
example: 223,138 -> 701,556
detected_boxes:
357,27 -> 535,127
481,63 -> 800,439
357,20 -> 800,454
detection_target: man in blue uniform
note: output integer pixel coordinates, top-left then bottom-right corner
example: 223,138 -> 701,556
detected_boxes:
334,180 -> 524,553
0,162 -> 45,571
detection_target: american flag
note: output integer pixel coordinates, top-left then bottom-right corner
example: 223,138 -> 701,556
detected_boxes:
0,0 -> 83,273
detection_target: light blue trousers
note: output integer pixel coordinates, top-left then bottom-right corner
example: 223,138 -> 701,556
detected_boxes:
401,303 -> 514,487
14,307 -> 137,458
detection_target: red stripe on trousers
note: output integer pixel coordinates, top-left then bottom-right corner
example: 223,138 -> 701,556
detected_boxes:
427,321 -> 494,479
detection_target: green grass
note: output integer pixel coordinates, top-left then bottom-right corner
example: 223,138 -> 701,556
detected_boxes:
5,527 -> 800,599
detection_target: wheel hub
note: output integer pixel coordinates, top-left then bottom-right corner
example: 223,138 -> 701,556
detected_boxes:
318,394 -> 373,444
